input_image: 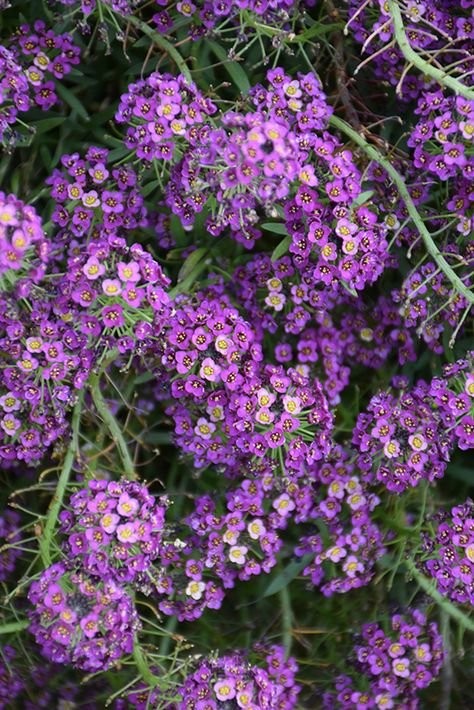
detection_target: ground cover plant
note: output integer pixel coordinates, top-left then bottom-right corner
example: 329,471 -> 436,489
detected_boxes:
0,0 -> 473,707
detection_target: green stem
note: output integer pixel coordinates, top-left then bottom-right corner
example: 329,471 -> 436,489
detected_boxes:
405,559 -> 474,633
0,619 -> 30,635
89,356 -> 136,481
279,585 -> 293,658
329,114 -> 474,306
123,15 -> 192,84
387,0 -> 474,101
133,637 -> 161,688
39,394 -> 83,567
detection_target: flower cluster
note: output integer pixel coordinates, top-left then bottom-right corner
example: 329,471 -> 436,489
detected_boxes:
394,251 -> 473,353
0,647 -> 23,710
153,0 -> 313,42
295,447 -> 385,595
0,508 -> 21,581
4,20 -> 80,114
430,353 -> 474,451
0,46 -> 29,147
323,610 -> 444,709
0,192 -> 49,286
0,291 -> 91,464
157,290 -> 333,471
128,644 -> 300,709
409,93 -> 474,185
347,0 -> 474,102
28,561 -> 140,671
115,71 -> 216,162
149,479 -> 287,621
59,479 -> 168,584
353,377 -> 453,492
419,498 -> 474,606
46,146 -> 148,241
232,254 -> 341,338
57,237 -> 171,356
167,67 -> 331,246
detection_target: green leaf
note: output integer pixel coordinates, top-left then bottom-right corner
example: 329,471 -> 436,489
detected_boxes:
262,222 -> 289,235
141,179 -> 160,198
55,83 -> 89,121
271,235 -> 291,262
134,372 -> 156,385
262,555 -> 313,598
177,247 -> 208,283
341,281 -> 358,298
351,190 -> 374,208
300,21 -> 344,41
33,117 -> 65,134
209,41 -> 250,93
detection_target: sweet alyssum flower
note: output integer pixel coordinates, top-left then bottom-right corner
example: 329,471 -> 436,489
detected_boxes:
0,508 -> 21,582
127,644 -> 300,709
418,498 -> 474,606
46,146 -> 148,242
323,609 -> 444,709
59,479 -> 168,584
430,352 -> 474,451
295,446 -> 385,595
156,289 -> 333,472
353,376 -> 453,492
28,561 -> 140,672
0,192 -> 49,286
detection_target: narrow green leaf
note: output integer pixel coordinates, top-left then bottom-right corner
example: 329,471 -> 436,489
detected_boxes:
263,222 -> 289,235
33,117 -> 65,134
263,555 -> 313,598
271,235 -> 292,262
56,83 -> 89,121
209,41 -> 250,93
351,189 -> 374,208
177,247 -> 208,283
134,372 -> 156,385
141,179 -> 160,198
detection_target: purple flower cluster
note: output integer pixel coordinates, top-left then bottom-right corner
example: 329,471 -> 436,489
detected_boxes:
150,481 -> 286,621
295,446 -> 385,595
28,561 -> 140,671
394,249 -> 474,353
58,237 -> 170,356
0,20 -> 80,142
0,192 -> 49,285
56,0 -> 134,17
0,647 -> 23,710
157,290 -> 333,472
0,292 -> 91,463
231,254 -> 415,402
153,0 -> 313,41
347,0 -> 474,101
0,46 -> 29,146
409,93 -> 474,185
419,498 -> 474,606
59,479 -> 168,584
115,71 -> 216,162
0,508 -> 21,581
46,146 -> 148,241
323,610 -> 444,709
232,254 -> 341,338
430,353 -> 474,451
353,377 -> 453,493
128,644 -> 300,709
167,68 -> 331,246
